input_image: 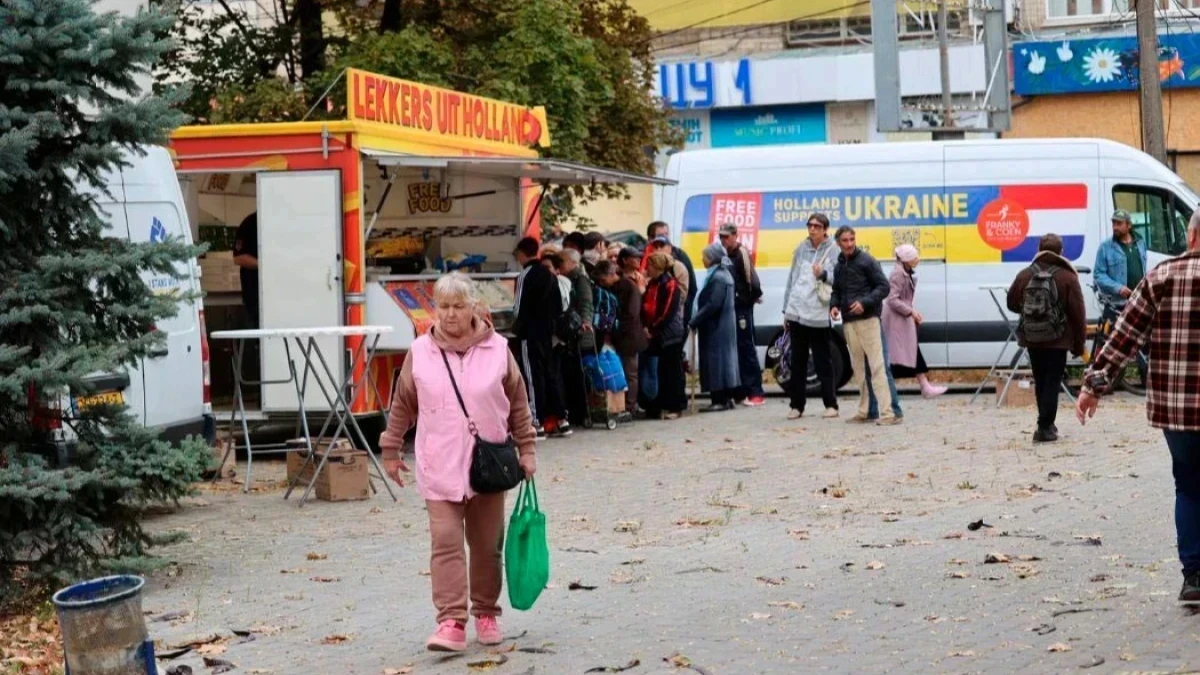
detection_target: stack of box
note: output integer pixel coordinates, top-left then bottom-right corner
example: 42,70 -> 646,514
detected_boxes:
995,378 -> 1037,408
199,251 -> 242,294
286,438 -> 371,502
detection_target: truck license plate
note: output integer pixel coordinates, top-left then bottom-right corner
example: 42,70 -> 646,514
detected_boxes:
75,391 -> 124,410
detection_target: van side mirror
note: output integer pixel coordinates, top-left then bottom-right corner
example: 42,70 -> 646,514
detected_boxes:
1075,265 -> 1092,275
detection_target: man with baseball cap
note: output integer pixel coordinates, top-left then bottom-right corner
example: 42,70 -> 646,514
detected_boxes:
718,223 -> 765,406
1094,209 -> 1148,313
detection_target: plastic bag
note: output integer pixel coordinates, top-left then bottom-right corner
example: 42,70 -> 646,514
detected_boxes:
583,346 -> 628,393
505,478 -> 549,611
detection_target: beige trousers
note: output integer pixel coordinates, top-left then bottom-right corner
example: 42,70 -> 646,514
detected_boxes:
843,317 -> 894,419
426,492 -> 506,624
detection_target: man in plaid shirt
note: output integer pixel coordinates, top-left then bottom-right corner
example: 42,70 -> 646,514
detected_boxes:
1078,212 -> 1200,603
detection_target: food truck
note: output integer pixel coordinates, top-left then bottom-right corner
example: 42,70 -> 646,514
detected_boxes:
172,68 -> 671,426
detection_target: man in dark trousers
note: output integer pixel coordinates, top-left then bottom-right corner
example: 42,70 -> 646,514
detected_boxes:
718,223 -> 765,406
829,226 -> 898,426
1007,234 -> 1086,443
232,212 -> 259,327
512,236 -> 565,438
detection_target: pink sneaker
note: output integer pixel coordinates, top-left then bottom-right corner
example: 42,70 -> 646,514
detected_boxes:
743,396 -> 767,407
426,620 -> 467,652
475,615 -> 503,646
921,384 -> 948,398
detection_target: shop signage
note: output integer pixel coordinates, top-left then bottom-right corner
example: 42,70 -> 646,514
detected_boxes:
1014,34 -> 1200,96
657,58 -> 752,109
347,68 -> 551,149
710,104 -> 826,148
667,110 -> 711,149
407,182 -> 453,214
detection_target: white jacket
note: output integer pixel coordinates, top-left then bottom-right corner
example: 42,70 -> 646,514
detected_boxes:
782,237 -> 838,328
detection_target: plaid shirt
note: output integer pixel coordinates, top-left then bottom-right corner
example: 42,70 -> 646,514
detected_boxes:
1084,250 -> 1200,431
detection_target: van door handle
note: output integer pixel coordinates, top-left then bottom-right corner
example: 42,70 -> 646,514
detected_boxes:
149,346 -> 169,358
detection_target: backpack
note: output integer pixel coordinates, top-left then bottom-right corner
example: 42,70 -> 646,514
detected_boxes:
592,286 -> 619,334
1019,263 -> 1066,344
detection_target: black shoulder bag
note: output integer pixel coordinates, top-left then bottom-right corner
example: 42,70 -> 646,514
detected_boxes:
440,349 -> 525,493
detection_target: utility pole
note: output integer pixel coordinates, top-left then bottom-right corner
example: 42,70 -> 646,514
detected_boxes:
933,0 -> 964,141
1136,0 -> 1167,164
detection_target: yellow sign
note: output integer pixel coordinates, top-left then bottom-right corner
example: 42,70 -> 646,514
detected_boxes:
407,182 -> 453,214
347,69 -> 551,150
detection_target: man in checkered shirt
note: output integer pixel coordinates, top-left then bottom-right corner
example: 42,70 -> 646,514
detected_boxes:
1078,211 -> 1200,603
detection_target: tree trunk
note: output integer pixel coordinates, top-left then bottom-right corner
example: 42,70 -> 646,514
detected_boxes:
380,0 -> 402,33
296,0 -> 325,79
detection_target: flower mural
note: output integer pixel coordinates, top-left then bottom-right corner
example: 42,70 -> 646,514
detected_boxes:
1014,35 -> 1200,96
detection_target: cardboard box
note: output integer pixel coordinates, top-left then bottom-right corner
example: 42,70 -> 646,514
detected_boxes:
199,251 -> 242,294
285,438 -> 368,501
996,378 -> 1037,408
606,390 -> 626,414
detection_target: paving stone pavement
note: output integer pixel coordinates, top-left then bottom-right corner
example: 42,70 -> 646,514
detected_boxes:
145,393 -> 1200,675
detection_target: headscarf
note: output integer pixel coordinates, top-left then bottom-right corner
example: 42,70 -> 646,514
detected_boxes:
702,242 -> 728,268
894,244 -> 919,263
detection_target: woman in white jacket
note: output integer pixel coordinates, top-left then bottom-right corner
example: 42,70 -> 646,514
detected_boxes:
781,213 -> 840,419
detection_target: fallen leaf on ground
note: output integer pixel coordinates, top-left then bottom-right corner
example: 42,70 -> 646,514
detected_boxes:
1074,534 -> 1103,546
417,570 -> 431,577
948,571 -> 970,579
614,520 -> 641,533
1089,573 -> 1111,583
943,532 -> 966,540
1118,652 -> 1135,661
865,560 -> 885,570
1013,564 -> 1039,579
466,654 -> 508,671
306,552 -> 328,561
948,558 -> 969,565
788,529 -> 810,540
767,601 -> 803,610
203,657 -> 237,675
1017,554 -> 1043,561
755,576 -> 786,586
195,641 -> 228,657
948,650 -> 976,657
321,634 -> 352,645
568,581 -> 597,591
310,576 -> 340,583
383,666 -> 414,674
369,506 -> 384,514
984,552 -> 1010,564
748,612 -> 772,621
833,609 -> 855,620
620,558 -> 645,566
1047,642 -> 1072,652
584,659 -> 640,673
279,568 -> 306,574
675,517 -> 720,528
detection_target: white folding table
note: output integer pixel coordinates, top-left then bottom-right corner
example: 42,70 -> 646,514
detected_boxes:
970,285 -> 1074,407
210,325 -> 398,506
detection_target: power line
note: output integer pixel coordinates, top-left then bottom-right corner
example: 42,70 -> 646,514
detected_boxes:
651,0 -> 788,43
649,0 -> 870,54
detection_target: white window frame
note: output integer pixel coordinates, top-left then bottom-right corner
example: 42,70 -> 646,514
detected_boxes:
1045,0 -> 1200,27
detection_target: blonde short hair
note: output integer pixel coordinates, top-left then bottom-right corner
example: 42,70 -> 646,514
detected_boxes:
645,251 -> 673,276
432,271 -> 478,306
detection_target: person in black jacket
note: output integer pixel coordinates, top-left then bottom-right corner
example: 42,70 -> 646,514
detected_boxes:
512,236 -> 567,437
829,226 -> 899,426
718,223 -> 765,406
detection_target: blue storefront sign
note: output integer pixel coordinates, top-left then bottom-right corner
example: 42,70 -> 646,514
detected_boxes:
710,104 -> 826,147
1014,33 -> 1200,96
657,58 -> 752,109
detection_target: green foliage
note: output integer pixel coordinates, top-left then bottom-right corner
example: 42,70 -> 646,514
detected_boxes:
158,0 -> 682,227
0,0 -> 209,607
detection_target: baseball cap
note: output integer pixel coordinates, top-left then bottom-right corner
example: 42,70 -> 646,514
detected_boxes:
718,223 -> 738,237
650,235 -> 671,247
1111,209 -> 1132,223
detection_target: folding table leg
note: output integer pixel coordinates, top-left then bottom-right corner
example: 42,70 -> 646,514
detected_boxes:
215,339 -> 248,488
283,337 -> 319,500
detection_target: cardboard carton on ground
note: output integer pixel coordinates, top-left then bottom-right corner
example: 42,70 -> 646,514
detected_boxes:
606,390 -> 626,414
285,438 -> 368,501
996,379 -> 1036,408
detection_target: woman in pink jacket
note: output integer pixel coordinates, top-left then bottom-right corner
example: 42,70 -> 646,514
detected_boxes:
380,272 -> 538,653
881,245 -> 947,398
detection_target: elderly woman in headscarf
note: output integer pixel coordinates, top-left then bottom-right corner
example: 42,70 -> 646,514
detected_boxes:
380,272 -> 538,652
690,242 -> 741,412
881,244 -> 947,398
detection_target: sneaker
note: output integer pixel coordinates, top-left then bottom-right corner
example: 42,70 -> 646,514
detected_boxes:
534,426 -> 547,442
475,615 -> 503,645
921,384 -> 948,398
787,409 -> 804,420
663,412 -> 681,420
426,620 -> 467,652
1180,573 -> 1200,604
1032,427 -> 1058,443
876,416 -> 902,426
822,408 -> 839,419
744,396 -> 767,407
550,422 -> 573,438
845,414 -> 871,424
701,402 -> 731,413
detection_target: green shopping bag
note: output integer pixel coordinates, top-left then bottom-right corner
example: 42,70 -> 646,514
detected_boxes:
505,478 -> 549,611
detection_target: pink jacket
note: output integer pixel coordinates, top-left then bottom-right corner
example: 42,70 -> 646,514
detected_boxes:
380,319 -> 535,502
881,264 -> 920,369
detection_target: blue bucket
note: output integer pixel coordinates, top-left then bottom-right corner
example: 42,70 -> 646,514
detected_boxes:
52,575 -> 156,675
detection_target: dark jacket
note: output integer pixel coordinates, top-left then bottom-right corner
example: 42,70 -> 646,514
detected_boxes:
728,244 -> 763,310
690,260 -> 740,393
1006,251 -> 1087,356
514,260 -> 562,341
830,248 -> 890,323
566,266 -> 595,351
610,277 -> 648,355
642,270 -> 685,352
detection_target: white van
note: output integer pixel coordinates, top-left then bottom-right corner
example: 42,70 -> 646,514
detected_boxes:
43,146 -> 213,460
659,138 -> 1196,383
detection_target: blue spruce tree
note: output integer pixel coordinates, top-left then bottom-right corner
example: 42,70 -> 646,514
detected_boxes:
0,0 -> 209,603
